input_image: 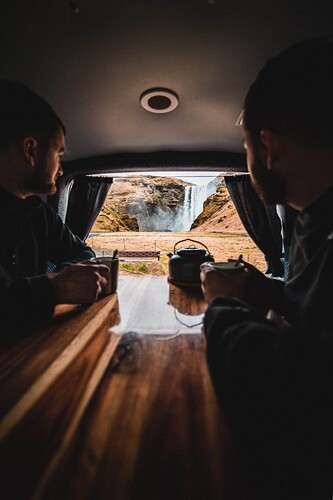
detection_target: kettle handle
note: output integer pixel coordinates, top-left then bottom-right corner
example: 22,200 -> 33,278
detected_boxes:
173,238 -> 211,254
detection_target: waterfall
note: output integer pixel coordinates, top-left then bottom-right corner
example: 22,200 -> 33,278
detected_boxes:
123,176 -> 219,232
174,181 -> 218,231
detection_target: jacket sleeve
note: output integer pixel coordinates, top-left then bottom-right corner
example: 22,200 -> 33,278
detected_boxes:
44,202 -> 95,266
204,296 -> 333,500
204,295 -> 332,444
0,273 -> 55,331
204,297 -> 281,423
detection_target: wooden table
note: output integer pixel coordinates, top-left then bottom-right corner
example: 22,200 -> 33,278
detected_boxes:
0,276 -> 237,499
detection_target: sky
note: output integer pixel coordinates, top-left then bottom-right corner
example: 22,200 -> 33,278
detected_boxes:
113,171 -> 222,186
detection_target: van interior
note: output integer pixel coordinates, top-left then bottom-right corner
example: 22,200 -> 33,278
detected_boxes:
3,0 -> 331,270
0,1 -> 332,498
2,1 -> 331,182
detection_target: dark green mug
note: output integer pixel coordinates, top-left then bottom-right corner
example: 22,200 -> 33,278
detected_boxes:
207,261 -> 245,275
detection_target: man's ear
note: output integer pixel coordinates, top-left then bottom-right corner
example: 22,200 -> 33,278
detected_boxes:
22,137 -> 38,166
259,129 -> 279,170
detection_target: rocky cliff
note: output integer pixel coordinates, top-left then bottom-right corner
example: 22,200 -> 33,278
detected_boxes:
190,185 -> 230,229
93,204 -> 139,232
92,175 -> 190,232
92,174 -> 245,234
92,174 -> 246,233
191,182 -> 245,233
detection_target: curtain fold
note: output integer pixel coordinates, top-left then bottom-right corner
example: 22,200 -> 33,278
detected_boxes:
65,176 -> 113,240
276,204 -> 299,279
225,175 -> 284,277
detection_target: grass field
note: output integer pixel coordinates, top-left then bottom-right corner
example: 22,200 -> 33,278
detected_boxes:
87,231 -> 266,275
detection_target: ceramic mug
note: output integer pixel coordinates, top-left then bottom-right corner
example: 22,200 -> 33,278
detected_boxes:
91,256 -> 119,295
206,261 -> 245,275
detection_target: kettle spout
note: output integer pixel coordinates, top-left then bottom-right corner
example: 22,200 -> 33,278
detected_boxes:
167,253 -> 173,258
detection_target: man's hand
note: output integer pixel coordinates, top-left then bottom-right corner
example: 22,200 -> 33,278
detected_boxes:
200,262 -> 253,303
200,261 -> 280,313
47,261 -> 110,304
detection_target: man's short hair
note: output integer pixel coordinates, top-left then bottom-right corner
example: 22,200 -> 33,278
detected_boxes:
0,80 -> 66,151
243,37 -> 333,149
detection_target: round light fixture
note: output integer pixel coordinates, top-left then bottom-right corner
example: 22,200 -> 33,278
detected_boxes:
140,88 -> 179,114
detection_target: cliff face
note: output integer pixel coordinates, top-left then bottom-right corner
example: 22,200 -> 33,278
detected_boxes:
93,204 -> 139,232
191,186 -> 230,229
92,176 -> 190,232
91,174 -> 245,233
111,176 -> 189,214
191,187 -> 245,233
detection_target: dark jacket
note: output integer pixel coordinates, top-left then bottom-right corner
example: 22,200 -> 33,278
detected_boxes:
0,187 -> 95,330
204,188 -> 333,499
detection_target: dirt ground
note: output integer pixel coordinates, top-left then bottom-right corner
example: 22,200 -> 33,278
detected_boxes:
86,187 -> 268,275
86,230 -> 266,274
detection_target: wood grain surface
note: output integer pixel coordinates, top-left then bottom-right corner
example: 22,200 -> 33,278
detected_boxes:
0,276 -> 237,499
45,334 -> 234,500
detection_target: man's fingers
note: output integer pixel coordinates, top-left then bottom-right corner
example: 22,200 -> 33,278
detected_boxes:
82,262 -> 110,276
98,273 -> 109,288
79,259 -> 109,271
95,281 -> 103,301
97,264 -> 110,276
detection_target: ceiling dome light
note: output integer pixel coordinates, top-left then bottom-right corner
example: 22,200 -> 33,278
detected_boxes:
140,88 -> 179,114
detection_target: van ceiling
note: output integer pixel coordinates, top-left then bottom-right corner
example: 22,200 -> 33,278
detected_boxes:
1,0 -> 332,167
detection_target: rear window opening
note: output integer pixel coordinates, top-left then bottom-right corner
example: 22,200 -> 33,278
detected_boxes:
83,171 -> 267,275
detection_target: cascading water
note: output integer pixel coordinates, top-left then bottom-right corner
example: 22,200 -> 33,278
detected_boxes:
122,176 -> 220,232
174,181 -> 218,231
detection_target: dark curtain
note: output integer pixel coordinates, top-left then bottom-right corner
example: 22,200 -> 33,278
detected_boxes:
225,175 -> 284,277
276,204 -> 299,279
65,176 -> 113,240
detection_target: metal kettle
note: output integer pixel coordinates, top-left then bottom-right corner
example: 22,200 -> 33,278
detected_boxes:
167,239 -> 214,287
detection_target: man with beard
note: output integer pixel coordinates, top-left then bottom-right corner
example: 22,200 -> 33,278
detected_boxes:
200,38 -> 333,499
0,80 -> 109,330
